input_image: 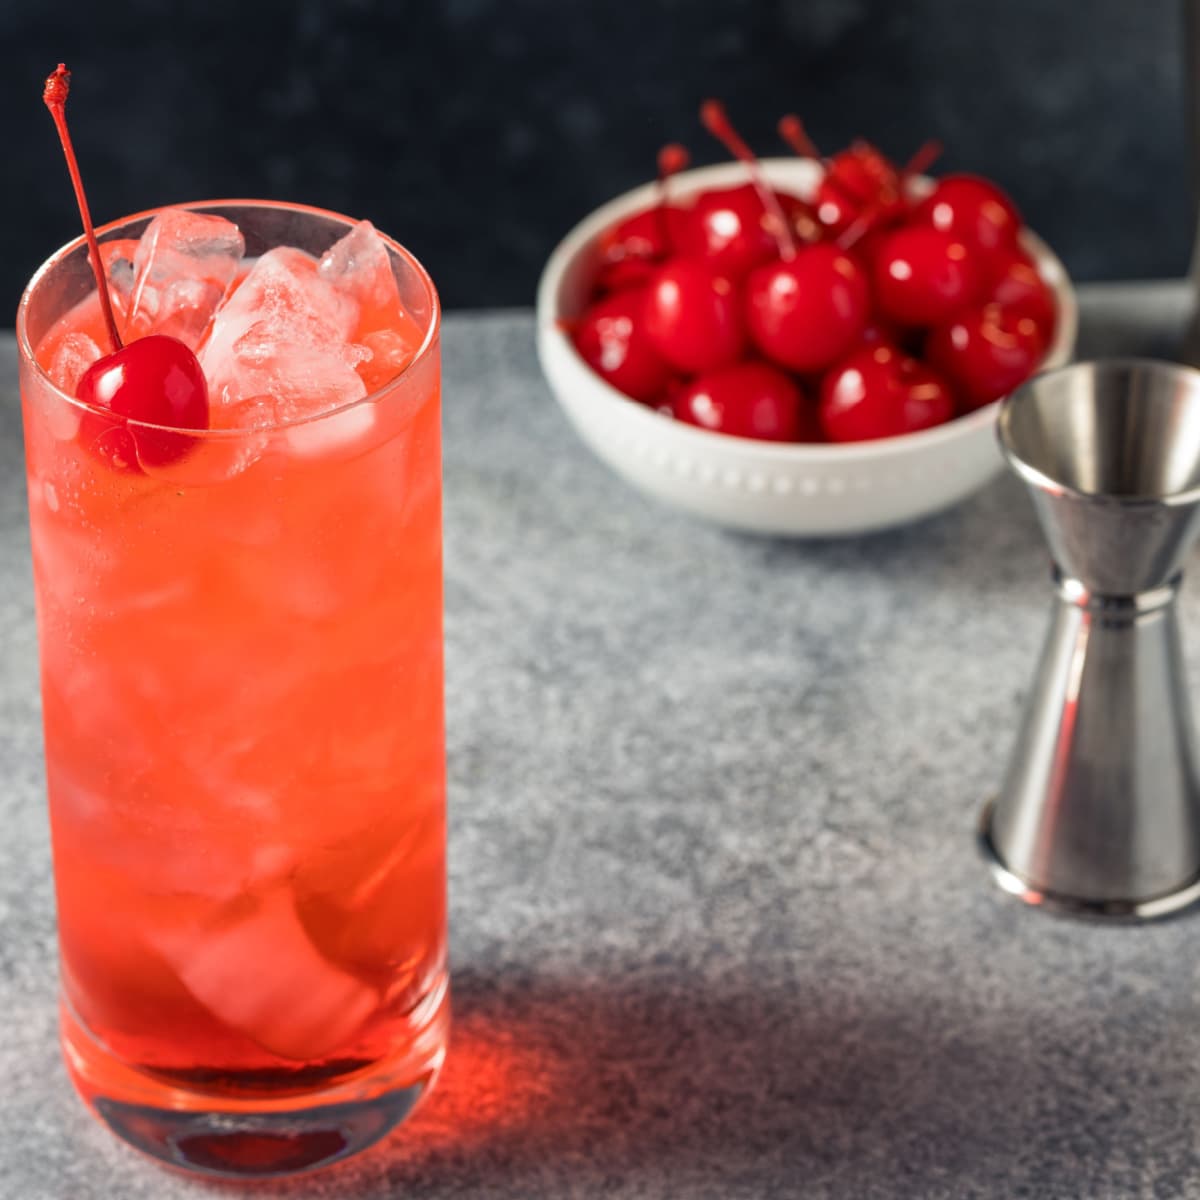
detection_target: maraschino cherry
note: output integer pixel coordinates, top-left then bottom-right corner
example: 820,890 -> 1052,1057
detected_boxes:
744,241 -> 869,373
571,102 -> 1050,446
925,304 -> 1046,410
698,101 -> 797,261
835,138 -> 943,256
872,225 -> 981,327
673,361 -> 813,441
679,181 -> 783,280
778,116 -> 902,239
819,345 -> 955,442
821,142 -> 903,237
595,144 -> 691,295
985,246 -> 1057,340
696,102 -> 869,375
569,288 -> 673,402
912,173 -> 1021,265
677,103 -> 813,279
44,64 -> 208,468
641,257 -> 746,373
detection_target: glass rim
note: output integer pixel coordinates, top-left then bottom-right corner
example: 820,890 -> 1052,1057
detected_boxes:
15,198 -> 442,439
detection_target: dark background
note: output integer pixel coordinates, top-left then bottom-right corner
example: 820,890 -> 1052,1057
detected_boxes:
1,0 -> 1192,312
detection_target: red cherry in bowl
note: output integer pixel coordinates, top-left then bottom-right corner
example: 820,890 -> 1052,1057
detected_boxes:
777,118 -> 923,243
593,206 -> 690,298
592,256 -> 660,298
831,141 -> 900,201
686,100 -> 819,276
985,247 -> 1057,340
673,360 -> 810,441
642,258 -> 746,374
819,345 -> 955,442
678,182 -> 788,280
811,176 -> 866,240
698,99 -> 870,375
598,205 -> 691,270
570,288 -> 673,402
597,143 -> 692,274
777,115 -> 866,237
745,242 -> 870,373
913,173 -> 1021,263
817,142 -> 904,236
873,226 -> 982,327
925,304 -> 1046,410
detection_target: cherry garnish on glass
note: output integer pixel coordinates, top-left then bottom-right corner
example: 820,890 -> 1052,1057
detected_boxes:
43,64 -> 208,458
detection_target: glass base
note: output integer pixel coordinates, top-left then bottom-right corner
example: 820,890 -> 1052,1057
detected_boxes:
89,1085 -> 429,1177
60,981 -> 448,1179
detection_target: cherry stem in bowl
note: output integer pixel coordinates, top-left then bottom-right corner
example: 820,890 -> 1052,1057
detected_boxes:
903,139 -> 943,180
42,64 -> 123,354
655,142 -> 689,255
700,99 -> 796,261
777,113 -> 823,161
837,139 -> 946,249
836,208 -> 880,251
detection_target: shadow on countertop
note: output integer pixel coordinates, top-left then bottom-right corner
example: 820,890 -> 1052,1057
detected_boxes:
220,964 -> 1194,1199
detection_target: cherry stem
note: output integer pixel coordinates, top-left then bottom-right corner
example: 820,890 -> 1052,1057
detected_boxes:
43,64 -> 123,354
902,139 -> 943,183
836,207 -> 879,252
655,142 -> 689,257
777,114 -> 822,161
700,99 -> 796,261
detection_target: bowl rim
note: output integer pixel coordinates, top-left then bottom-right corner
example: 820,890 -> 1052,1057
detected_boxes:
536,157 -> 1078,463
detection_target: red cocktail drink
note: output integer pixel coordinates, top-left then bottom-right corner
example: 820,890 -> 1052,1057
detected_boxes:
17,199 -> 447,1178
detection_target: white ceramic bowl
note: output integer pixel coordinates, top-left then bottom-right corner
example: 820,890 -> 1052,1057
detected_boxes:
536,159 -> 1077,537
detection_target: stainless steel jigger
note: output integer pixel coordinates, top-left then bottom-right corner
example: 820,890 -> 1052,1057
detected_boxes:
980,359 -> 1200,920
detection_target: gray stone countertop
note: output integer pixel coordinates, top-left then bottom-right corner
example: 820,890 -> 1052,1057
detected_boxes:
3,283 -> 1200,1200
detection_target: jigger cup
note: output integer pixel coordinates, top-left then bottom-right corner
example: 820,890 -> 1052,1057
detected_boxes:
980,359 -> 1200,920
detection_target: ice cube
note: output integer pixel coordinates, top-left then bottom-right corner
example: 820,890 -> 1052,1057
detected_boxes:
318,220 -> 403,335
47,331 -> 101,394
203,248 -> 358,374
356,326 -> 420,393
125,209 -> 245,350
234,315 -> 369,372
284,401 -> 377,462
200,246 -> 367,429
154,881 -> 379,1061
291,812 -> 444,1018
100,238 -> 139,318
223,342 -> 368,427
